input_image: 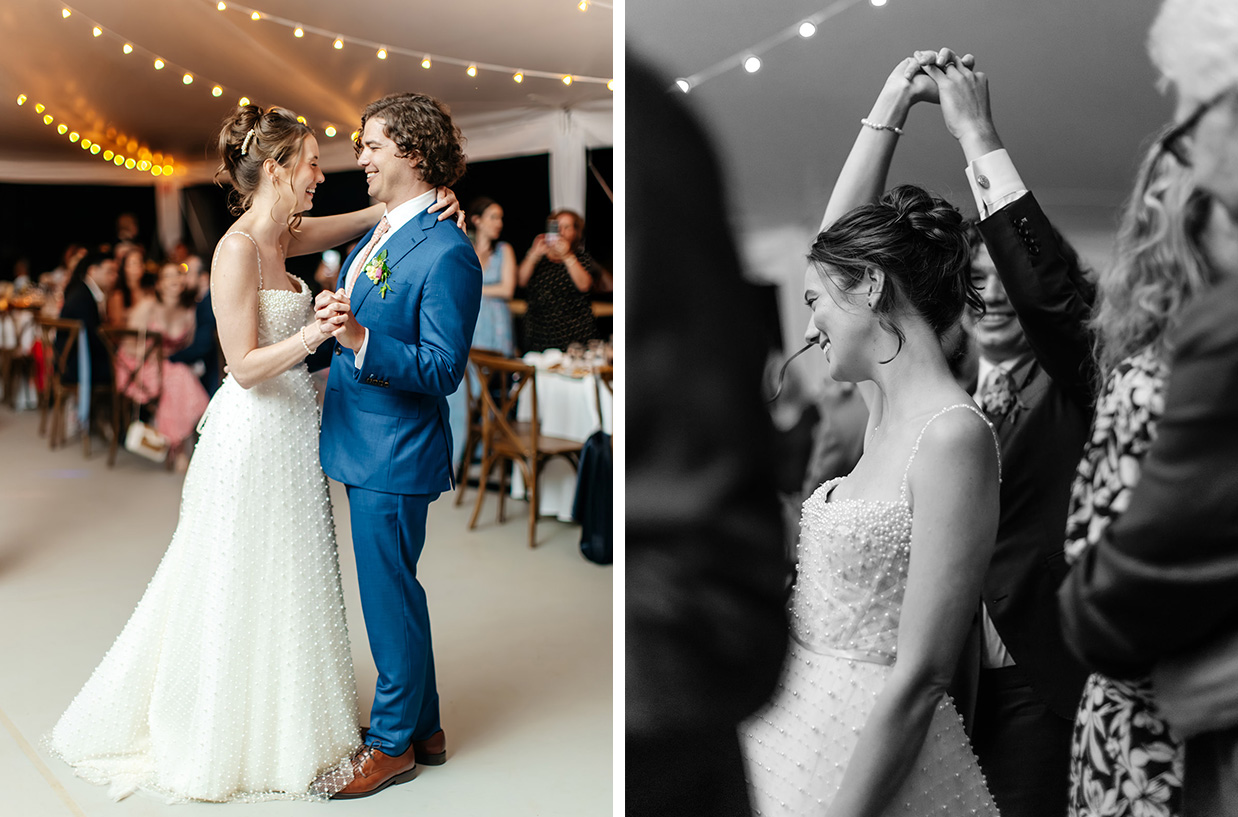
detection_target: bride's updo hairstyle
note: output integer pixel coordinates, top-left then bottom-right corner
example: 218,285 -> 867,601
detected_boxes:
809,184 -> 983,363
216,104 -> 313,229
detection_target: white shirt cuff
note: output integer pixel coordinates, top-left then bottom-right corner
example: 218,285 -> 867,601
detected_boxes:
965,149 -> 1029,219
353,328 -> 370,369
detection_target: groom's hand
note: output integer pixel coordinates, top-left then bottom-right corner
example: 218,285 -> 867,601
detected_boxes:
917,49 -> 1002,161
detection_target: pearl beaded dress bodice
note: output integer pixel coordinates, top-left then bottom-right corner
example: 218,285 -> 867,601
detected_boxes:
790,477 -> 912,664
257,279 -> 312,349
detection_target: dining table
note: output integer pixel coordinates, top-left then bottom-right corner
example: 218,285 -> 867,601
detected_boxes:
510,350 -> 613,523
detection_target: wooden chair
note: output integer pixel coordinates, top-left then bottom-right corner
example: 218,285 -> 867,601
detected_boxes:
467,350 -> 584,548
592,364 -> 613,432
37,317 -> 112,456
101,327 -> 165,468
454,346 -> 504,507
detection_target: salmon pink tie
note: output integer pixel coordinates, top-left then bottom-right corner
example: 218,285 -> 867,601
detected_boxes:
344,215 -> 390,296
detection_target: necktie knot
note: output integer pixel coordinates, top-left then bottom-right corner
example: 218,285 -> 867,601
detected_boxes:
345,216 -> 391,296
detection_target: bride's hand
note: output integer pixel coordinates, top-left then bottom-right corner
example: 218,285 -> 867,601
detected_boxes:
428,187 -> 466,230
879,56 -> 939,108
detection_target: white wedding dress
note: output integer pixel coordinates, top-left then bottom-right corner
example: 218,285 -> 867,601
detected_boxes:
742,404 -> 1000,816
48,240 -> 360,802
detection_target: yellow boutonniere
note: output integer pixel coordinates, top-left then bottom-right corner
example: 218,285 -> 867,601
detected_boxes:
364,249 -> 395,298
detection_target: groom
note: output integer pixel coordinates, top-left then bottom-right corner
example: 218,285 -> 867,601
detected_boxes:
315,92 -> 482,799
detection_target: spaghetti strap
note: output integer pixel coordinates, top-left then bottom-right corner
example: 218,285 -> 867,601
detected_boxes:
899,403 -> 1002,504
213,231 -> 263,289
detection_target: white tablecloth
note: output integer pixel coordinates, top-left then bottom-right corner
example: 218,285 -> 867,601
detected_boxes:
511,364 -> 613,522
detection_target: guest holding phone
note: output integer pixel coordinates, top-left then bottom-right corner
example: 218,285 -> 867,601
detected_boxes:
517,209 -> 609,352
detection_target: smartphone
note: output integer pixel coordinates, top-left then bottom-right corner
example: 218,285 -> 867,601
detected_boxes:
544,218 -> 560,245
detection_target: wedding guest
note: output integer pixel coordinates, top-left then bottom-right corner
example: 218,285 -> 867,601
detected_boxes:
1061,139 -> 1219,817
447,197 -> 517,467
915,49 -> 1095,817
627,53 -> 790,817
167,255 -> 220,397
56,248 -> 117,387
1061,2 -> 1238,815
117,262 -> 210,471
107,243 -> 153,326
517,208 -> 608,352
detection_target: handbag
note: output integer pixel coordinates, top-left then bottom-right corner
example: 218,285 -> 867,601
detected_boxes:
122,320 -> 169,463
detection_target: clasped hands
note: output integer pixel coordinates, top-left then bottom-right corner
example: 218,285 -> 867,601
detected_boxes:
886,47 -> 1001,158
313,289 -> 365,352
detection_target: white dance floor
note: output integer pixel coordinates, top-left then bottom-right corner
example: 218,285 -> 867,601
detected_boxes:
0,406 -> 613,816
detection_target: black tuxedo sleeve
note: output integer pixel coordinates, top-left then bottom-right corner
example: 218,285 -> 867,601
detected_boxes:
980,193 -> 1096,406
1060,277 -> 1238,678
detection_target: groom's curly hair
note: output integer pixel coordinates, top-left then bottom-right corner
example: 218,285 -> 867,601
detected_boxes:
355,93 -> 467,188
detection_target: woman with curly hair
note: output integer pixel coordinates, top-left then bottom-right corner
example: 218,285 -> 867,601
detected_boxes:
1062,133 -> 1225,817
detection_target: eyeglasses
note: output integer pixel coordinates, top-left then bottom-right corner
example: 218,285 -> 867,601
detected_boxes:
1159,89 -> 1234,167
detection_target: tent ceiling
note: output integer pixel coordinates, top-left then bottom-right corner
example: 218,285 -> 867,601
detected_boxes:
0,0 -> 613,184
629,0 -> 1173,231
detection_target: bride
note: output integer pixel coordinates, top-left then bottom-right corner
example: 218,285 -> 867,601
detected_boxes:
742,55 -> 1002,816
47,104 -> 460,803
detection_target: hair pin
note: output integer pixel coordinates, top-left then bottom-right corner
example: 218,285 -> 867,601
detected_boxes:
241,127 -> 256,156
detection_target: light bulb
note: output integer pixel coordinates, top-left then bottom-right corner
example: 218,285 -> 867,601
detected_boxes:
239,96 -> 250,106
325,126 -> 337,137
467,64 -> 477,77
154,58 -> 165,69
90,144 -> 100,154
251,11 -> 260,20
799,21 -> 817,37
296,115 -> 307,124
114,155 -> 124,166
43,114 -> 53,125
16,94 -> 25,106
62,8 -> 70,18
333,38 -> 344,50
675,78 -> 690,93
92,26 -> 102,37
125,158 -> 136,169
163,164 -> 174,175
103,149 -> 113,159
579,0 -> 588,9
152,166 -> 163,176
217,1 -> 226,9
212,85 -> 223,97
743,55 -> 762,73
35,103 -> 45,113
139,160 -> 150,170
421,57 -> 431,69
870,0 -> 888,6
562,75 -> 573,85
183,73 -> 194,85
513,72 -> 523,84
123,43 -> 133,54
69,131 -> 79,142
350,130 -> 359,142
81,139 -> 91,149
57,124 -> 67,135
377,48 -> 387,59
608,79 -> 615,91
294,27 -> 304,38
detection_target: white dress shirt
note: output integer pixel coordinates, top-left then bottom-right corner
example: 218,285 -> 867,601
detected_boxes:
349,188 -> 438,369
965,149 -> 1029,220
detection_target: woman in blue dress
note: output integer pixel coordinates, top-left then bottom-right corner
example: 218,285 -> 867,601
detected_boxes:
448,197 -> 516,468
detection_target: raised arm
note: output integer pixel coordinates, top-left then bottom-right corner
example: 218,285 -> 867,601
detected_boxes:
517,235 -> 547,286
827,411 -> 1000,817
819,56 -> 957,232
212,233 -> 335,389
286,188 -> 465,258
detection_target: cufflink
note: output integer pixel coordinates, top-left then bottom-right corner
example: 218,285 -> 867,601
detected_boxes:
976,174 -> 990,190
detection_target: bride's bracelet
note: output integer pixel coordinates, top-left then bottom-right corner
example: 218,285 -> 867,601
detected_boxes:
299,326 -> 314,356
861,117 -> 904,135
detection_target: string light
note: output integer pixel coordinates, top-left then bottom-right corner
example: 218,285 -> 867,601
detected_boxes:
43,114 -> 53,125
421,56 -> 432,69
513,71 -> 524,83
467,64 -> 477,77
870,0 -> 887,5
182,73 -> 194,85
16,94 -> 26,105
18,92 -> 177,175
92,25 -> 102,37
673,0 -> 873,92
90,144 -> 99,154
562,74 -> 573,85
578,0 -> 588,9
239,96 -> 250,106
324,126 -> 337,137
152,165 -> 163,176
103,150 -> 113,160
153,58 -> 165,69
296,115 -> 307,124
62,8 -> 71,17
81,139 -> 91,149
294,26 -> 304,37
123,43 -> 133,54
57,124 -> 68,134
250,11 -> 260,20
212,85 -> 223,97
607,79 -> 614,91
376,48 -> 387,59
69,131 -> 79,142
216,1 -> 226,8
333,38 -> 343,49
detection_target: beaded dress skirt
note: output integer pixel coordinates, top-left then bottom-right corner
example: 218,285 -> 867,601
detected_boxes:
48,279 -> 361,802
742,409 -> 1000,816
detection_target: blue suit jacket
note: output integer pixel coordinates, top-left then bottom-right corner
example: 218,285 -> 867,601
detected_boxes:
320,207 -> 482,495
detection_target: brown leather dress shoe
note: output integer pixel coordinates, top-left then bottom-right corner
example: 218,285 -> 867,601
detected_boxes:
358,728 -> 448,766
413,729 -> 447,766
330,745 -> 417,799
